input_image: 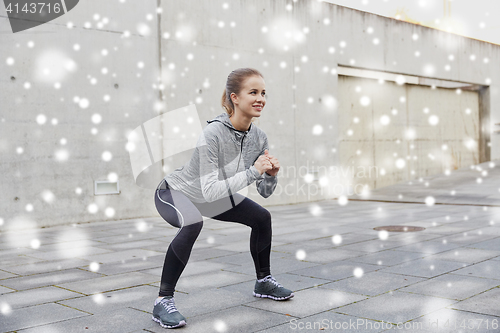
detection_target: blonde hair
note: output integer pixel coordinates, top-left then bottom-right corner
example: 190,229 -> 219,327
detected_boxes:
221,68 -> 264,124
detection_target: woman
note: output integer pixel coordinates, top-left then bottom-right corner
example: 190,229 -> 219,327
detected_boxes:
152,68 -> 293,329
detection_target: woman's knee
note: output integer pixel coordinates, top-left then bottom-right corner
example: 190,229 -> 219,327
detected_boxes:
255,208 -> 272,230
186,220 -> 203,234
177,220 -> 203,244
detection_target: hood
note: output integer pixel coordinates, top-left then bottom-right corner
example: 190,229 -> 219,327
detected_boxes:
206,112 -> 253,141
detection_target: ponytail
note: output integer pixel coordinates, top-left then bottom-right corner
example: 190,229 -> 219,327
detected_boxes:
221,88 -> 234,117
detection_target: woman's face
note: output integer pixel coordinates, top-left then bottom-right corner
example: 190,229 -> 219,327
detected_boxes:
231,75 -> 266,118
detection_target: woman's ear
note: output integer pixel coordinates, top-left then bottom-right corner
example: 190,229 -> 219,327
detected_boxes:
230,92 -> 238,106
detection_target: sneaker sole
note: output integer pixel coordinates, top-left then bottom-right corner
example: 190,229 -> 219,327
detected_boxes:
253,291 -> 294,301
152,315 -> 187,328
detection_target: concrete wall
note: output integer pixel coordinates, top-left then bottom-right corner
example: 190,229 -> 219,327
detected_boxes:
0,0 -> 162,230
338,75 -> 480,192
158,0 -> 499,203
1,0 -> 499,230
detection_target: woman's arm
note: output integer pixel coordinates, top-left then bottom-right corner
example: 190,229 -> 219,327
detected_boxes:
198,130 -> 261,203
256,134 -> 278,198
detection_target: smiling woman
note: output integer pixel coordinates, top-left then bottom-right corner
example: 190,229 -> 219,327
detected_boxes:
221,68 -> 266,131
151,68 -> 293,329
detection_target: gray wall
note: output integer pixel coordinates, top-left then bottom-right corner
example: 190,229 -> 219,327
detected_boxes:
1,0 -> 499,230
338,75 -> 481,191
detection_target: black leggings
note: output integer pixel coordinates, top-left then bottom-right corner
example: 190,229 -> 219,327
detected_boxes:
154,180 -> 272,297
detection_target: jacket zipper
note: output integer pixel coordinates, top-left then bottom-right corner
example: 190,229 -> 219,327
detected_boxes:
236,133 -> 246,172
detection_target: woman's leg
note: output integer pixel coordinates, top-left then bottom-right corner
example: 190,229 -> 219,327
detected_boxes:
194,193 -> 293,301
155,182 -> 204,297
193,193 -> 272,280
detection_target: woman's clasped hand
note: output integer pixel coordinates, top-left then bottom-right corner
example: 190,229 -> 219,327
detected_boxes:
254,149 -> 280,176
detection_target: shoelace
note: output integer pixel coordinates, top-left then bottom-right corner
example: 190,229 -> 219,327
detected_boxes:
265,276 -> 283,288
159,297 -> 178,314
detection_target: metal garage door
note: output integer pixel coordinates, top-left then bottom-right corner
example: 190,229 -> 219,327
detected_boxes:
338,74 -> 480,192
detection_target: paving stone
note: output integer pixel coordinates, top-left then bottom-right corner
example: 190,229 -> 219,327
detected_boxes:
187,248 -> 238,261
15,307 -> 152,333
0,268 -> 103,291
58,284 -> 159,314
478,227 -> 500,236
271,230 -> 332,244
245,287 -> 367,318
35,229 -> 116,242
0,247 -> 35,257
304,233 -> 378,247
467,238 -> 500,251
147,305 -> 290,333
3,160 -> 500,332
278,226 -> 363,239
422,224 -> 481,235
380,232 -> 441,244
337,240 -> 405,253
57,272 -> 159,295
136,287 -> 256,318
272,224 -> 324,236
33,239 -> 108,252
0,286 -> 82,309
408,308 -> 500,333
450,287 -> 500,317
394,241 -> 463,254
379,258 -> 468,278
452,259 -> 500,280
2,258 -> 92,275
425,248 -> 500,263
220,256 -> 321,276
273,232 -> 334,249
255,311 -> 388,333
399,274 -> 500,301
140,259 -> 233,278
335,291 -> 457,324
77,249 -> 163,264
220,272 -> 332,300
0,303 -> 89,332
0,235 -> 58,249
320,271 -> 426,296
0,285 -> 15,294
204,221 -> 249,232
0,269 -> 19,280
82,256 -> 163,275
289,261 -> 380,281
452,220 -> 494,229
190,241 -> 221,250
270,243 -> 331,255
170,270 -> 255,293
93,232 -> 164,244
0,254 -> 45,267
93,239 -> 166,251
349,249 -> 427,266
205,250 -> 286,266
397,220 -> 445,229
429,232 -> 499,246
141,238 -> 176,252
205,231 -> 257,244
287,248 -> 367,264
213,240 -> 285,252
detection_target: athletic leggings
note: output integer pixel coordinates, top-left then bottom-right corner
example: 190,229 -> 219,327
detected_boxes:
154,179 -> 272,297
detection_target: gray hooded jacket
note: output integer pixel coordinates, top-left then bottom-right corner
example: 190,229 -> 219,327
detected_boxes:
164,112 -> 278,203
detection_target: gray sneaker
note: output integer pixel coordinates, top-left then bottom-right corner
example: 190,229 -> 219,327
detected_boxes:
253,275 -> 294,301
152,296 -> 187,328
